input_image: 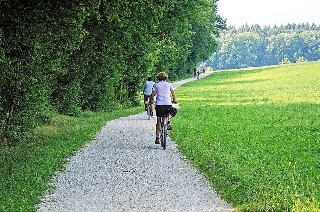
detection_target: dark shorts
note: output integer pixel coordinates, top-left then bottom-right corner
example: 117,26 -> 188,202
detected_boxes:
155,105 -> 171,117
144,95 -> 151,102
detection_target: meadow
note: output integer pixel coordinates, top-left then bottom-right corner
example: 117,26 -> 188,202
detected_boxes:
171,61 -> 320,211
0,107 -> 143,211
1,62 -> 319,212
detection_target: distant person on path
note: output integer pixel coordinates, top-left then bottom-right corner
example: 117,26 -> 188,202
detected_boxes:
143,77 -> 155,116
193,68 -> 197,78
150,72 -> 177,144
197,69 -> 200,79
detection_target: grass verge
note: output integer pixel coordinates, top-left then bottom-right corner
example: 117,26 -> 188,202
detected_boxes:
0,107 -> 143,212
171,61 -> 320,211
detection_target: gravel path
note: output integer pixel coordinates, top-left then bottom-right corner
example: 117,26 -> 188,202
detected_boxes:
37,72 -> 234,212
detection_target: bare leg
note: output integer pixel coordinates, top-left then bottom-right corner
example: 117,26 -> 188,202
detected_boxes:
144,100 -> 148,111
156,117 -> 161,136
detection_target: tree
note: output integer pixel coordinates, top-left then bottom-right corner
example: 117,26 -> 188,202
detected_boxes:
0,0 -> 86,145
1,0 -> 223,145
206,23 -> 320,70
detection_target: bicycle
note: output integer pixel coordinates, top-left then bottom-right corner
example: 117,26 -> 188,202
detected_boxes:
160,115 -> 169,149
147,96 -> 155,120
159,102 -> 177,150
147,103 -> 152,120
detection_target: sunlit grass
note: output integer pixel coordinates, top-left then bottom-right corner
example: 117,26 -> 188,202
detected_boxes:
182,63 -> 320,106
171,61 -> 320,211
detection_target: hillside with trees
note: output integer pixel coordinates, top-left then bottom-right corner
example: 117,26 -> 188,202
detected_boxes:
206,23 -> 320,70
0,0 -> 225,146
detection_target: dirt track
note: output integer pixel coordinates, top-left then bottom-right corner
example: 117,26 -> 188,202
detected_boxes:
37,71 -> 235,212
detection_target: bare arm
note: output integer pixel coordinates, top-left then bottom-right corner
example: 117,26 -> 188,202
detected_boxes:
171,90 -> 177,103
149,91 -> 156,104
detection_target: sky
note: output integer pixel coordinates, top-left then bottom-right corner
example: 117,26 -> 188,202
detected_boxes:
218,0 -> 320,28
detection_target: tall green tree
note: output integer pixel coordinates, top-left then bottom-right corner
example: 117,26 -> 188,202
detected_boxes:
207,23 -> 320,70
0,0 -> 85,145
0,0 -> 223,146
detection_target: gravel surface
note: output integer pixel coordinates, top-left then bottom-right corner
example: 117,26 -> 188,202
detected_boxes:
37,72 -> 235,212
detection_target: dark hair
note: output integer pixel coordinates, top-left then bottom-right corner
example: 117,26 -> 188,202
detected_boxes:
147,77 -> 152,81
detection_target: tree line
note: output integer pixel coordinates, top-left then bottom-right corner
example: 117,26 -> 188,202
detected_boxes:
0,0 -> 225,146
206,23 -> 320,70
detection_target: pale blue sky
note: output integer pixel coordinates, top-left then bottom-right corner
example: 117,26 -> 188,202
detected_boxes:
218,0 -> 320,27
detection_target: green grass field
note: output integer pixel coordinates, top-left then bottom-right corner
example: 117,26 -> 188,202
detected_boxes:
171,61 -> 320,211
1,62 -> 319,211
0,107 -> 143,212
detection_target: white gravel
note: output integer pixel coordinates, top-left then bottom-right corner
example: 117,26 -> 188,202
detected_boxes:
37,72 -> 235,212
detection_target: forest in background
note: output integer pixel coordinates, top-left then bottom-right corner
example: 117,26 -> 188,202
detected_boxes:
0,0 -> 225,146
206,23 -> 320,70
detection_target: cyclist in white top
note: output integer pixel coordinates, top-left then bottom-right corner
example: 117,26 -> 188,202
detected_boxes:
143,77 -> 155,116
150,72 -> 176,144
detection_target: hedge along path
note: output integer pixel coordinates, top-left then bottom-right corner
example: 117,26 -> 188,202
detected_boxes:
37,71 -> 234,212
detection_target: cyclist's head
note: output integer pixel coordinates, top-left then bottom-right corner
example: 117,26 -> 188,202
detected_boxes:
147,77 -> 152,81
156,72 -> 168,81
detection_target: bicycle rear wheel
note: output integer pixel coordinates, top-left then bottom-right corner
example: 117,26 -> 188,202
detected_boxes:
161,121 -> 167,150
147,104 -> 151,120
